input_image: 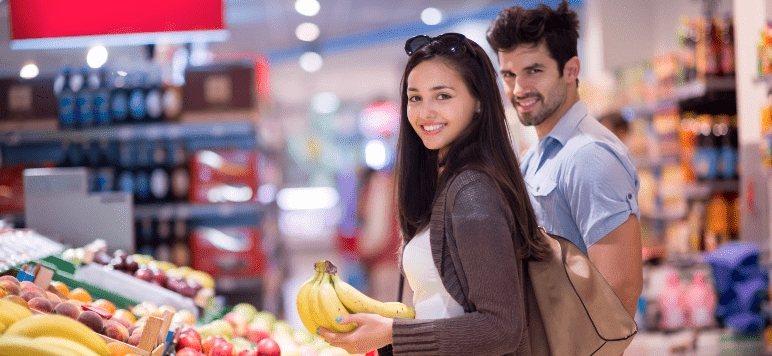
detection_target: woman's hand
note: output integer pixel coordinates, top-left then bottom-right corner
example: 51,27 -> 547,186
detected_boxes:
318,313 -> 394,354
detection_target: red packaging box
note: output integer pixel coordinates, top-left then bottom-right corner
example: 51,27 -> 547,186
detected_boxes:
190,226 -> 265,278
0,165 -> 29,213
189,150 -> 259,204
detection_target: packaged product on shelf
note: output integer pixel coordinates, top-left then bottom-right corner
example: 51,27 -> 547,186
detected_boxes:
705,193 -> 730,251
685,271 -> 717,328
762,90 -> 772,168
190,227 -> 265,279
54,67 -> 76,130
189,150 -> 259,204
658,270 -> 687,331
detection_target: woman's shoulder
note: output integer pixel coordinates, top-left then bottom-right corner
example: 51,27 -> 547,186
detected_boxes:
447,169 -> 498,198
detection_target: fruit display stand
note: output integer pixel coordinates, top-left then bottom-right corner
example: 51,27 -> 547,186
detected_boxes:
75,263 -> 199,317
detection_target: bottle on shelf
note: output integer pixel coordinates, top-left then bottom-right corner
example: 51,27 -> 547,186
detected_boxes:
94,140 -> 115,192
706,16 -> 722,76
129,73 -> 147,124
93,68 -> 112,126
149,140 -> 171,202
116,141 -> 136,197
705,193 -> 730,251
718,115 -> 738,180
84,141 -> 101,192
55,67 -> 77,130
145,67 -> 164,123
692,114 -> 719,181
76,67 -> 96,128
168,140 -> 190,202
685,271 -> 717,328
658,270 -> 687,331
720,15 -> 735,76
135,217 -> 155,250
134,141 -> 152,203
155,218 -> 172,262
110,71 -> 130,125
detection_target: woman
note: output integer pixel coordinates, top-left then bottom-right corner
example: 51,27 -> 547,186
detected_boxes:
319,33 -> 550,355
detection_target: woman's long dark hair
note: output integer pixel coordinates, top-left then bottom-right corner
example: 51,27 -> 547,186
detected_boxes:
394,35 -> 550,261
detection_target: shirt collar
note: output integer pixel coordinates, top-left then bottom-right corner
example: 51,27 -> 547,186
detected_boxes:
545,100 -> 588,146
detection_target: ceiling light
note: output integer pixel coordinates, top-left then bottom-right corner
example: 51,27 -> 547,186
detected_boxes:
421,7 -> 443,25
296,22 -> 320,42
295,0 -> 320,17
86,45 -> 109,69
312,92 -> 340,114
299,51 -> 323,72
19,63 -> 39,79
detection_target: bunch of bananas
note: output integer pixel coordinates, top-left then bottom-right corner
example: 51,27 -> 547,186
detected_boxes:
0,302 -> 110,356
297,261 -> 415,334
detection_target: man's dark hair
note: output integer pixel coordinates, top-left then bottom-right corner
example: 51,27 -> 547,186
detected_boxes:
486,0 -> 579,77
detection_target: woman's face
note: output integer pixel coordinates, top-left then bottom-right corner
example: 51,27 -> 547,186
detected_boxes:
406,59 -> 479,157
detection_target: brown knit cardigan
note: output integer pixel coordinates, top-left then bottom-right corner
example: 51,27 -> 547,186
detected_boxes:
382,169 -> 530,356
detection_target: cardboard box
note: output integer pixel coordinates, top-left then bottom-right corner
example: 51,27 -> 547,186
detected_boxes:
189,150 -> 258,204
190,227 -> 265,278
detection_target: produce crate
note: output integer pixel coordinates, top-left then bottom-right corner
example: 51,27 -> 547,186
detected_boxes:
30,309 -> 174,356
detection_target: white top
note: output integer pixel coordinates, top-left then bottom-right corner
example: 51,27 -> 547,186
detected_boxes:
402,227 -> 464,319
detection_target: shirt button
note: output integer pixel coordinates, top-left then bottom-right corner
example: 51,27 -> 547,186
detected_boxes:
627,193 -> 633,199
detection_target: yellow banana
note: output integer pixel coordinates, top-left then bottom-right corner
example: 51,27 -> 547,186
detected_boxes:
3,314 -> 110,356
0,335 -> 77,356
35,336 -> 102,356
0,299 -> 32,324
0,322 -> 5,334
330,267 -> 415,319
316,273 -> 356,333
297,266 -> 322,334
307,268 -> 331,333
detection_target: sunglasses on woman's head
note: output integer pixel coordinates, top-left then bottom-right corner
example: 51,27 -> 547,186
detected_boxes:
404,33 -> 468,56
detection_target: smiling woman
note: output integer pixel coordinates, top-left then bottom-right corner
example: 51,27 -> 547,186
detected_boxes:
316,32 -> 551,356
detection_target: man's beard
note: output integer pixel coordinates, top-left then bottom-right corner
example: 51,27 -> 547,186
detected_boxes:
511,91 -> 564,127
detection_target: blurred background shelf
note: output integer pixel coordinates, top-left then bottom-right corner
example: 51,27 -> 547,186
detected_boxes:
0,121 -> 256,146
133,201 -> 264,221
624,76 -> 737,118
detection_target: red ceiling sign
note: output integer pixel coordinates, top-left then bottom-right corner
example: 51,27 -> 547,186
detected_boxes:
8,0 -> 227,49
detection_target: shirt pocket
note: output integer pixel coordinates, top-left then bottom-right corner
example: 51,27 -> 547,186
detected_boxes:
529,178 -> 557,197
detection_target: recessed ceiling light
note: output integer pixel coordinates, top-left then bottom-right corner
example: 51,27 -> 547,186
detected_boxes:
20,63 -> 39,79
421,7 -> 442,25
86,45 -> 109,69
296,22 -> 320,42
295,0 -> 320,17
299,52 -> 323,72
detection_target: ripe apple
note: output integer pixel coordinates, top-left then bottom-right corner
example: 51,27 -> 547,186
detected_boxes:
176,328 -> 203,352
134,268 -> 154,282
202,336 -> 227,355
209,340 -> 235,356
177,347 -> 204,356
245,324 -> 270,344
150,269 -> 168,287
237,349 -> 257,356
256,338 -> 281,356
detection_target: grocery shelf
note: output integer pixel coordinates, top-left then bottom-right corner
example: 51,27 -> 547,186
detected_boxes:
0,121 -> 257,146
755,74 -> 772,85
624,76 -> 737,118
4,202 -> 265,225
133,201 -> 264,220
641,211 -> 686,221
683,179 -> 740,199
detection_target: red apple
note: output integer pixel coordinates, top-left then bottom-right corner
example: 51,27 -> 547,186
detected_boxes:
209,340 -> 234,356
134,268 -> 154,282
176,328 -> 203,352
256,338 -> 281,356
177,347 -> 204,356
237,349 -> 257,356
151,269 -> 168,287
202,336 -> 227,355
245,324 -> 270,344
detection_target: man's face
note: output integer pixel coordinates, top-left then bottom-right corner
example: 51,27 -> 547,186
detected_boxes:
497,42 -> 568,127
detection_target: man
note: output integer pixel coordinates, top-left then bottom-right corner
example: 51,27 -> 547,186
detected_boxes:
487,1 -> 642,318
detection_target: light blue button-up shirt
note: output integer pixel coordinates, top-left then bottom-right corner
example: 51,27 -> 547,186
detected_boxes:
521,100 -> 640,255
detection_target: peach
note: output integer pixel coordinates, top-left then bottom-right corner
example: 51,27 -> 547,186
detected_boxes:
0,275 -> 20,286
19,281 -> 42,292
4,295 -> 29,309
113,309 -> 136,324
53,301 -> 81,319
28,297 -> 53,313
20,290 -> 46,302
0,281 -> 20,296
77,310 -> 104,333
127,333 -> 142,346
103,320 -> 130,343
113,316 -> 133,329
45,292 -> 62,303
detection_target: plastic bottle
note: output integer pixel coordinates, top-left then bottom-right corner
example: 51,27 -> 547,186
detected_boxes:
685,271 -> 717,328
659,270 -> 687,331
